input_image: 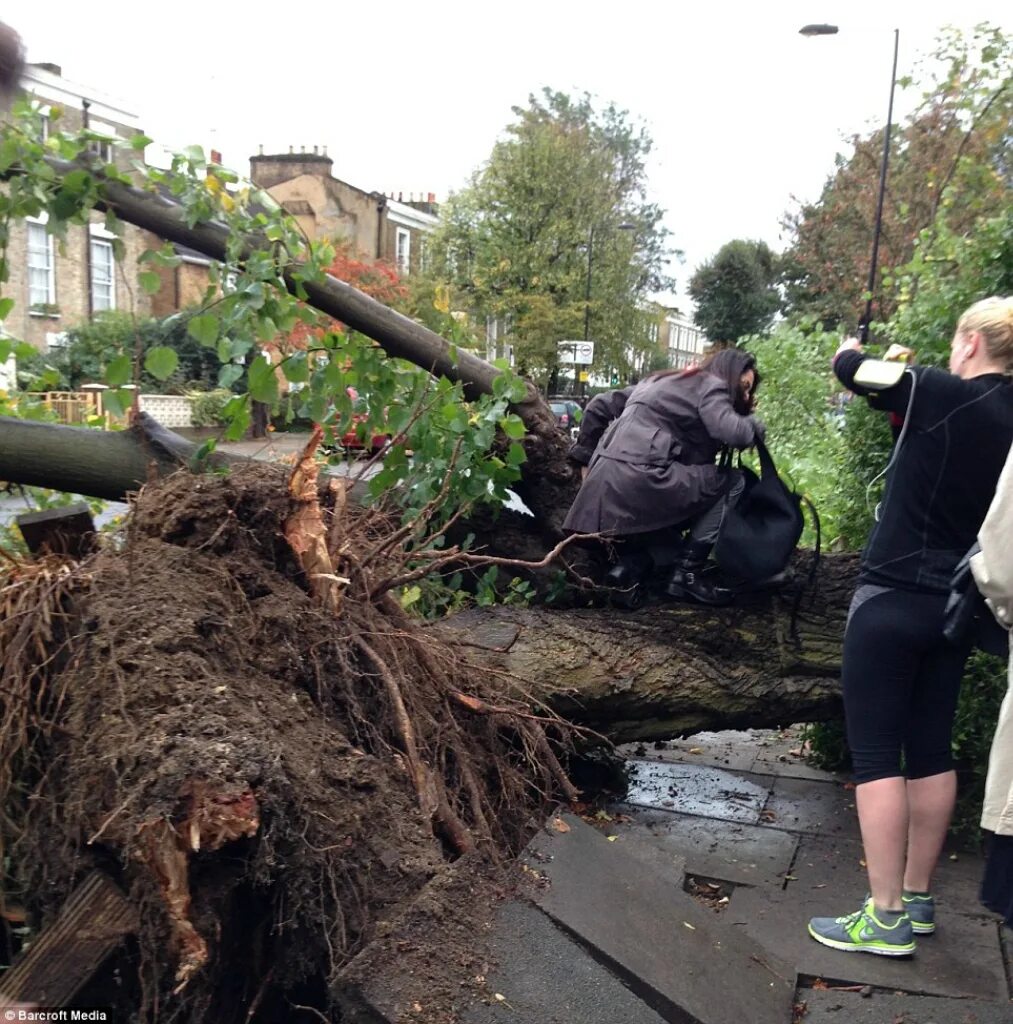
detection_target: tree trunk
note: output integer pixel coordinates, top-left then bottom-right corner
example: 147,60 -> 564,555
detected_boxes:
0,414 -> 238,501
443,553 -> 857,743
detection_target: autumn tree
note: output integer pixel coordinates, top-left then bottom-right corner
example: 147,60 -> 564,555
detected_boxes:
423,88 -> 674,388
780,24 -> 1011,331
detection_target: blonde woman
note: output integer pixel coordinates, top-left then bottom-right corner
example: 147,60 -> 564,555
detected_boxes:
809,296 -> 1013,955
974,441 -> 1013,927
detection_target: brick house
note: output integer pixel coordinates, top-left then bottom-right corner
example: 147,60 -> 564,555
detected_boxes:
248,149 -> 439,274
649,305 -> 709,369
3,62 -> 153,355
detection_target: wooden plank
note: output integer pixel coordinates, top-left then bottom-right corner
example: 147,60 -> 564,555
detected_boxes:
0,872 -> 137,1006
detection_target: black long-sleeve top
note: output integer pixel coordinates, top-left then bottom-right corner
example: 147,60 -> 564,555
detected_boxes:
834,348 -> 1013,593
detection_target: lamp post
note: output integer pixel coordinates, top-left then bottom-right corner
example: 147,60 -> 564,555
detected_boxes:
800,23 -> 899,343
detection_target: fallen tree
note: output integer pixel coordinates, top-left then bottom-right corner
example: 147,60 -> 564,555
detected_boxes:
0,140 -> 849,1024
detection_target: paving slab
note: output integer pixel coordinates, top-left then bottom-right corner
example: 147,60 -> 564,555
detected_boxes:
728,886 -> 1007,1001
614,806 -> 799,887
799,987 -> 1012,1024
619,728 -> 844,783
760,776 -> 862,839
618,730 -> 765,773
787,835 -> 992,916
625,759 -> 772,823
465,900 -> 668,1024
525,814 -> 796,1024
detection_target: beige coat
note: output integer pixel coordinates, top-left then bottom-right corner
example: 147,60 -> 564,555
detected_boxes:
974,442 -> 1013,835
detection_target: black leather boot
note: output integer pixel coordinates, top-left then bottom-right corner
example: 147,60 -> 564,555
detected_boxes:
665,540 -> 734,606
605,550 -> 653,608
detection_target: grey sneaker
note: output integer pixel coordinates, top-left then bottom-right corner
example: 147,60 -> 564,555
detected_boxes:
902,891 -> 935,935
808,897 -> 915,956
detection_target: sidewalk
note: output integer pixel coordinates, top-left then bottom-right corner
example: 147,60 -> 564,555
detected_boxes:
607,726 -> 1011,1021
344,726 -> 1011,1024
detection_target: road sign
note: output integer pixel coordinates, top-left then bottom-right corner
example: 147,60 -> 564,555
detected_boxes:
579,371 -> 590,382
558,340 -> 595,365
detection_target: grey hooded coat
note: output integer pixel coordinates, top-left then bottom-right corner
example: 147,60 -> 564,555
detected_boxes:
563,370 -> 763,536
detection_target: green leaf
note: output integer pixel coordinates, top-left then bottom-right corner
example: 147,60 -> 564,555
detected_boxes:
144,346 -> 179,381
103,388 -> 132,418
105,353 -> 132,388
223,399 -> 252,441
218,364 -> 244,389
500,416 -> 526,439
506,442 -> 527,466
248,355 -> 278,404
139,270 -> 162,295
187,312 -> 220,347
0,297 -> 13,321
130,133 -> 153,150
282,353 -> 310,384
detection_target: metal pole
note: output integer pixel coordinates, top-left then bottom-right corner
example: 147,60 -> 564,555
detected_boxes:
859,28 -> 899,344
583,225 -> 594,342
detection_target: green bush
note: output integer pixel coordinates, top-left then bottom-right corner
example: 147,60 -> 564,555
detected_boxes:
189,389 -> 233,427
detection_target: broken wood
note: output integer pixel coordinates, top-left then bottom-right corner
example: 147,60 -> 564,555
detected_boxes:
15,503 -> 97,560
0,871 -> 136,1007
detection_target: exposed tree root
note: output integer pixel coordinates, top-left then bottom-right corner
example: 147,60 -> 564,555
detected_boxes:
0,461 -> 579,1023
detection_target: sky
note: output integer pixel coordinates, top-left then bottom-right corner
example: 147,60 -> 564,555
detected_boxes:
11,1 -> 1011,309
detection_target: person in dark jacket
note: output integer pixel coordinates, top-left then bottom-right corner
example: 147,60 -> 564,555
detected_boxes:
565,348 -> 764,605
808,295 -> 1013,957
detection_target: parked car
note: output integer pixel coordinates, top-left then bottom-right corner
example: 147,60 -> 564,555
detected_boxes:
549,397 -> 582,439
323,387 -> 394,457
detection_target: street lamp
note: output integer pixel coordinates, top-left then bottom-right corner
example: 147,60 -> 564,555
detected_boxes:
801,23 -> 900,343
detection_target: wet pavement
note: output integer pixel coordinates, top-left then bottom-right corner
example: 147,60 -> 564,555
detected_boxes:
609,726 -> 1012,1021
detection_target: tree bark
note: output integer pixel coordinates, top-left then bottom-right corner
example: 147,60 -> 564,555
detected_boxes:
443,553 -> 857,743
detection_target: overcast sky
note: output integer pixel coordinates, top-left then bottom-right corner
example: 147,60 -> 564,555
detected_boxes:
13,1 -> 1011,309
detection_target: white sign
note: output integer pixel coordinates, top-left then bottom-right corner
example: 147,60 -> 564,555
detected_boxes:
558,340 -> 595,365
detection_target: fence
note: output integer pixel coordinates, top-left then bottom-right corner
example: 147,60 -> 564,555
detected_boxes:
26,392 -> 194,429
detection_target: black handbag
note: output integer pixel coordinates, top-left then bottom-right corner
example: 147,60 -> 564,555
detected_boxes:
714,438 -> 808,583
942,542 -> 1009,657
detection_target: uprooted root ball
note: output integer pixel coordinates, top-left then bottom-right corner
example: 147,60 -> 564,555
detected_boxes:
0,463 -> 573,1022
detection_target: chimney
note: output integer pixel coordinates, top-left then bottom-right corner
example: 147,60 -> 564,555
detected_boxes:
322,145 -> 328,157
313,145 -> 318,155
398,191 -> 403,202
210,149 -> 223,165
428,192 -> 435,203
258,144 -> 264,155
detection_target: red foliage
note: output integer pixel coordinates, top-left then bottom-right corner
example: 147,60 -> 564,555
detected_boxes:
281,240 -> 408,351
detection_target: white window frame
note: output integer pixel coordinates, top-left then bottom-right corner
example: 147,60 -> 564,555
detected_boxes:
88,121 -> 118,164
395,227 -> 411,275
27,215 -> 56,312
89,225 -> 116,312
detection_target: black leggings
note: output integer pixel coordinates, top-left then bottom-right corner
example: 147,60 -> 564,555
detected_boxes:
842,586 -> 972,784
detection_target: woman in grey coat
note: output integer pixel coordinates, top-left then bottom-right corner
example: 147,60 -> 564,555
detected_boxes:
565,348 -> 764,605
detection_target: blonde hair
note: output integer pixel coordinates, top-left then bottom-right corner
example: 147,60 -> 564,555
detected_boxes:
957,295 -> 1013,372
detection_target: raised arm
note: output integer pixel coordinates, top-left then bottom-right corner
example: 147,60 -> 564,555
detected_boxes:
697,377 -> 763,449
568,387 -> 634,466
